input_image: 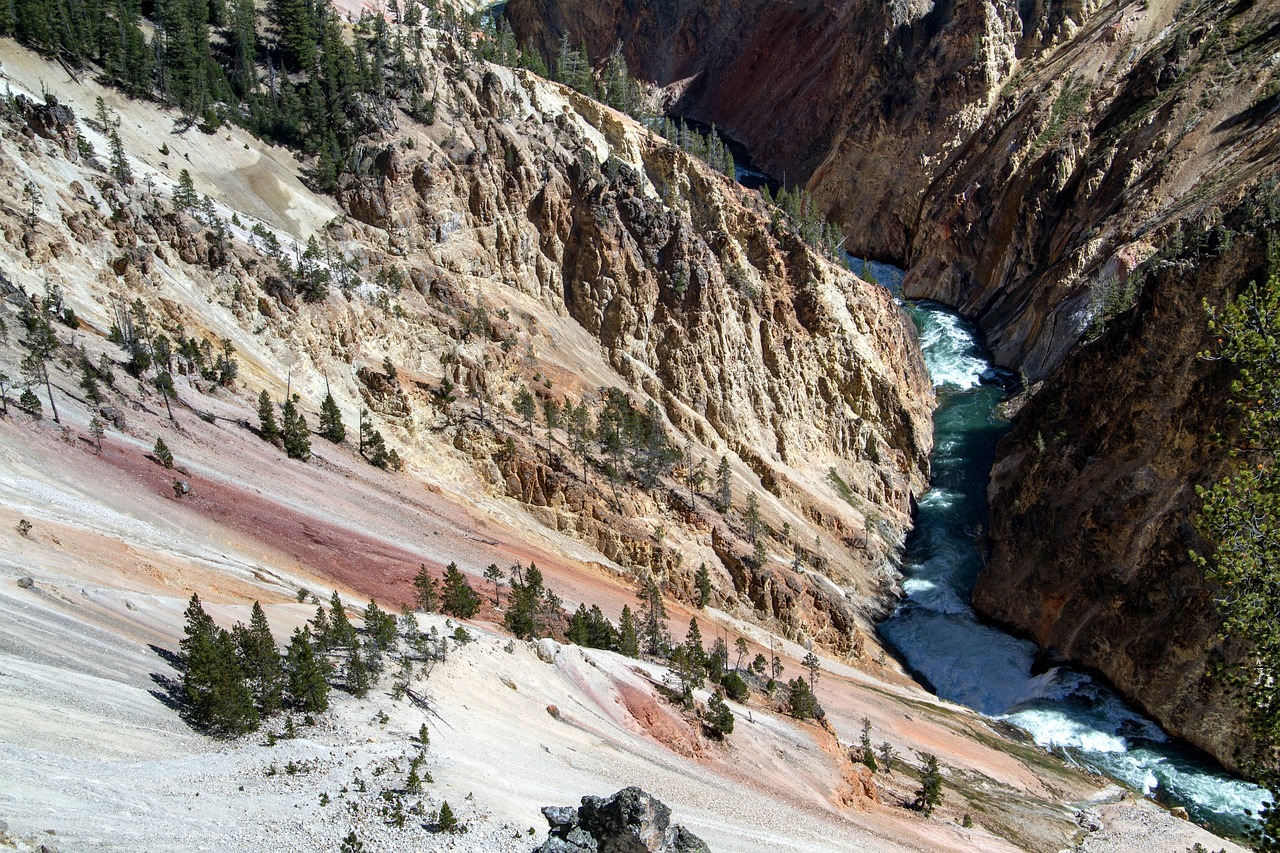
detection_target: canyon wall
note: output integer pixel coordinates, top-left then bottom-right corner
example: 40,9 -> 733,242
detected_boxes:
334,69 -> 935,650
507,0 -> 1280,770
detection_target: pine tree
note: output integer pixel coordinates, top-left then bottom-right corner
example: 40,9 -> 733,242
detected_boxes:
694,562 -> 712,608
235,601 -> 284,716
109,126 -> 132,184
329,590 -> 356,648
745,492 -> 762,543
441,562 -> 480,618
803,651 -> 821,691
285,626 -> 329,712
914,753 -> 944,816
858,717 -> 878,772
319,391 -> 346,442
514,385 -> 536,434
180,593 -> 259,735
436,800 -> 461,833
258,390 -> 279,440
362,599 -> 397,653
346,639 -> 370,696
504,562 -> 546,639
716,455 -> 732,513
19,305 -> 59,424
414,564 -> 439,612
271,0 -> 317,71
281,397 -> 311,460
704,690 -> 734,738
618,604 -> 640,658
683,617 -> 706,683
483,563 -> 505,607
154,437 -> 175,468
638,577 -> 667,656
787,676 -> 819,720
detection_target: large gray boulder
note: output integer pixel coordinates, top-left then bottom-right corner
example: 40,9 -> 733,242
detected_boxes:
533,787 -> 710,853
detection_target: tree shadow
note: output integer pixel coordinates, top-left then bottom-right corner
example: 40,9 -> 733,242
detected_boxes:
148,644 -> 189,717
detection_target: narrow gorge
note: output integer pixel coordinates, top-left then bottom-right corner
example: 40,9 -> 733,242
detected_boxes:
509,0 -> 1280,797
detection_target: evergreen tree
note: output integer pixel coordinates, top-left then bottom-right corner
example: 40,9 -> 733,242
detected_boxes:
803,651 -> 821,691
435,800 -> 461,833
514,385 -> 536,434
504,562 -> 546,639
328,590 -> 356,649
704,690 -> 734,738
109,126 -> 132,184
180,593 -> 259,735
914,753 -> 944,816
285,626 -> 330,712
683,617 -> 706,680
694,562 -> 712,608
318,391 -> 346,442
638,576 -> 667,656
19,304 -> 60,424
362,599 -> 397,654
271,0 -> 317,71
346,638 -> 370,696
618,604 -> 640,658
258,390 -> 279,440
441,562 -> 480,618
281,397 -> 311,460
154,437 -> 175,468
745,492 -> 762,543
483,563 -> 505,607
858,717 -> 878,772
414,564 -> 439,612
787,676 -> 819,720
716,455 -> 732,513
235,601 -> 284,716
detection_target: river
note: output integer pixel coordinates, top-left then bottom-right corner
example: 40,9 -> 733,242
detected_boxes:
851,258 -> 1268,841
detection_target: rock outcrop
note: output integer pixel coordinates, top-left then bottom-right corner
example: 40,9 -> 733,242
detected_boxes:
534,787 -> 710,853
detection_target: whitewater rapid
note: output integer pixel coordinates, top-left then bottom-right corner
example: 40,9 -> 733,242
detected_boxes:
854,259 -> 1267,839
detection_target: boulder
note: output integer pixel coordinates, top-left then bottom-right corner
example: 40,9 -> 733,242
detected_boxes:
533,787 -> 710,853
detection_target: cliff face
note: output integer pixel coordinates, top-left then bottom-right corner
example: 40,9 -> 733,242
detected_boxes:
505,0 -> 1280,770
974,218 -> 1269,772
336,69 -> 935,651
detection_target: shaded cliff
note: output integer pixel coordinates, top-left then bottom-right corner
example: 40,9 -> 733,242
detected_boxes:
975,213 -> 1271,772
504,0 -> 1280,771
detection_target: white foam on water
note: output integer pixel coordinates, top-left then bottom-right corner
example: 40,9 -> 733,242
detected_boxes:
917,310 -> 987,391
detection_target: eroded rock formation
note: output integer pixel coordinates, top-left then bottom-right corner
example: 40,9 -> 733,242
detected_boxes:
506,0 -> 1280,769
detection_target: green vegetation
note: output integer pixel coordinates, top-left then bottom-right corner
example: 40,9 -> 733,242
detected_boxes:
441,562 -> 481,618
913,753 -> 944,816
1195,250 -> 1280,845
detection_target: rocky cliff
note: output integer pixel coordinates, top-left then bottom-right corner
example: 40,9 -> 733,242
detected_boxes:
333,67 -> 934,651
506,0 -> 1280,770
975,210 -> 1271,773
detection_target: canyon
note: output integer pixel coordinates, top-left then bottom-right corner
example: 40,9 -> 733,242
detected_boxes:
0,0 -> 1274,847
507,0 -> 1280,777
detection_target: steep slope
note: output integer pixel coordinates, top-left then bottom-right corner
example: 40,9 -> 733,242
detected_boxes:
507,0 -> 1280,771
0,30 -> 930,660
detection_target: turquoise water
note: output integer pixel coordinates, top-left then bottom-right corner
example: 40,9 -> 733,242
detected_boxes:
852,259 -> 1267,840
